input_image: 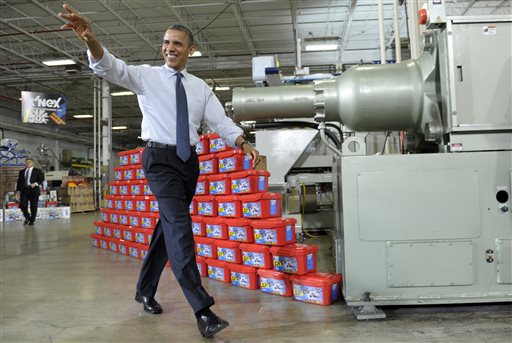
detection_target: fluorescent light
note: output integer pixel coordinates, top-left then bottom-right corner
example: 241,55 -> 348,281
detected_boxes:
111,91 -> 134,96
73,114 -> 93,119
42,59 -> 76,66
137,136 -> 143,139
191,51 -> 202,57
305,44 -> 338,51
214,86 -> 230,91
112,126 -> 128,130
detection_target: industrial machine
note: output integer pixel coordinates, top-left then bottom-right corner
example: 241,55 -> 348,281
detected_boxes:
227,11 -> 512,318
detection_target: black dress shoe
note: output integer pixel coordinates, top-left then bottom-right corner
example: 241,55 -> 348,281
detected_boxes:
24,219 -> 29,225
197,311 -> 229,338
135,292 -> 162,314
28,221 -> 34,226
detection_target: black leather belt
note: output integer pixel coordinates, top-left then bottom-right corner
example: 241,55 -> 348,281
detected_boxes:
145,141 -> 194,150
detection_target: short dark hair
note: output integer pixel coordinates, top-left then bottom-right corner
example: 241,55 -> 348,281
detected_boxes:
167,24 -> 194,46
25,158 -> 33,162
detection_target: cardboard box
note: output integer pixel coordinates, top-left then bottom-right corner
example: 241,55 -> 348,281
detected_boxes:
254,155 -> 267,171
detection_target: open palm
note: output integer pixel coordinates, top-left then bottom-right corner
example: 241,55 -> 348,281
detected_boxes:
59,4 -> 94,42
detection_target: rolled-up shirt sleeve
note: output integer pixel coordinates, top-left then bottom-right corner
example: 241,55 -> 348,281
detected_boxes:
88,48 -> 145,95
203,89 -> 243,148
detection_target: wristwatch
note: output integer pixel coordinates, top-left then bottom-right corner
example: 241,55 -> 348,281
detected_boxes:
241,141 -> 252,150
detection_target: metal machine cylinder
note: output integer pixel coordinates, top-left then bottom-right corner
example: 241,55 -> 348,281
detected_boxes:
229,56 -> 430,132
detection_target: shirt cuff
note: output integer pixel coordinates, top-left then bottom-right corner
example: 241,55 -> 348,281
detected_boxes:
88,47 -> 112,70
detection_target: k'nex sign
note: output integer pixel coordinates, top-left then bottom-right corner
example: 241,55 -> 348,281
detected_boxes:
21,91 -> 67,125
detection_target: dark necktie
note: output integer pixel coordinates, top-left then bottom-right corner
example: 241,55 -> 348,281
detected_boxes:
176,72 -> 190,162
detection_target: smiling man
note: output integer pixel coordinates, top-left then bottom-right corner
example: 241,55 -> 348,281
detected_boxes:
59,3 -> 260,339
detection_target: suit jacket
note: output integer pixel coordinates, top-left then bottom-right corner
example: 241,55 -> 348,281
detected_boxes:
16,167 -> 45,195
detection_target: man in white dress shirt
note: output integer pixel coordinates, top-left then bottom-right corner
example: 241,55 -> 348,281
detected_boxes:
60,4 -> 259,339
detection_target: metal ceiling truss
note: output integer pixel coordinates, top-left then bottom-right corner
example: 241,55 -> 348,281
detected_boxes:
231,1 -> 257,56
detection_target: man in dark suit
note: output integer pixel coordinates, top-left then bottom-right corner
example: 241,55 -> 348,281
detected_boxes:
16,158 -> 45,226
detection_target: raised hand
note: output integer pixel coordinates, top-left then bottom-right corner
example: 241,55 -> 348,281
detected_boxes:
58,3 -> 95,43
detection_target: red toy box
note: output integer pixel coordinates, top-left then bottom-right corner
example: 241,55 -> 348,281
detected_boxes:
196,256 -> 207,277
100,208 -> 109,222
194,236 -> 217,259
239,243 -> 272,269
104,195 -> 114,209
206,259 -> 231,283
118,239 -> 129,255
139,212 -> 158,229
133,164 -> 145,180
113,196 -> 124,210
290,273 -> 342,306
191,215 -> 206,236
269,244 -> 318,275
129,148 -> 144,165
90,234 -> 101,248
203,216 -> 228,240
118,150 -> 130,166
130,180 -> 145,196
251,218 -> 296,246
109,181 -> 121,195
217,195 -> 242,218
134,195 -> 150,212
94,221 -> 104,235
217,149 -> 251,173
107,237 -> 119,253
216,239 -> 242,264
121,165 -> 135,180
230,264 -> 259,290
118,182 -> 129,195
139,243 -> 149,261
189,197 -> 198,215
111,224 -> 123,239
149,196 -> 159,212
195,175 -> 209,195
122,226 -> 135,242
195,195 -> 217,216
196,134 -> 209,155
241,193 -> 282,219
143,181 -> 152,195
118,210 -> 129,226
207,174 -> 231,195
225,218 -> 254,243
230,170 -> 270,194
258,269 -> 293,297
134,228 -> 153,245
198,154 -> 218,175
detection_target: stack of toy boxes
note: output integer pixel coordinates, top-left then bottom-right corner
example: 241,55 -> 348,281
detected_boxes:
192,133 -> 342,305
90,147 -> 159,261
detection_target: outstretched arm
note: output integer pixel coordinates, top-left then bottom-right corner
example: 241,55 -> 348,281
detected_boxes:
58,3 -> 103,61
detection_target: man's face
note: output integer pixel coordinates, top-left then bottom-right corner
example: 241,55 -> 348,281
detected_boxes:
25,159 -> 33,168
161,29 -> 195,71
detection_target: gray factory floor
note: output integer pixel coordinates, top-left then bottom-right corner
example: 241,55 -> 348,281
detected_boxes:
1,212 -> 511,343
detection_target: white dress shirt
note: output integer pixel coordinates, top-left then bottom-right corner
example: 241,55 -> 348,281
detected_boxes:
25,167 -> 32,186
88,48 -> 243,147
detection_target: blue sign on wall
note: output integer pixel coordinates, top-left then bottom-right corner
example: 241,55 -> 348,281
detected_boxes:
21,91 -> 66,125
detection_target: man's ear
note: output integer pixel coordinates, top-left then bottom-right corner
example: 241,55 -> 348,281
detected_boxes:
188,45 -> 196,57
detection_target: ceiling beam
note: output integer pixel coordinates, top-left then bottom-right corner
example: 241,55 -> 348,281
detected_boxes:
338,0 -> 358,62
461,0 -> 477,15
231,1 -> 257,56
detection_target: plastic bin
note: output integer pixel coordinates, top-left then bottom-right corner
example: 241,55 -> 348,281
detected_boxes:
191,215 -> 206,236
195,175 -> 209,196
98,236 -> 108,250
195,195 -> 217,217
225,218 -> 254,243
122,165 -> 134,180
118,240 -> 128,255
129,212 -> 141,227
198,154 -> 218,175
108,210 -> 121,224
196,134 -> 209,155
100,209 -> 109,222
134,228 -> 153,245
206,259 -> 230,283
135,195 -> 150,212
118,150 -> 130,166
114,166 -> 123,181
109,181 -> 120,195
194,236 -> 217,259
197,256 -> 207,277
149,196 -> 159,212
119,211 -> 129,225
207,174 -> 231,195
94,221 -> 104,235
217,195 -> 243,218
216,239 -> 241,263
107,237 -> 118,253
121,196 -> 134,211
230,264 -> 259,290
133,164 -> 145,180
189,198 -> 198,215
118,182 -> 129,195
122,226 -> 135,242
258,269 -> 293,297
241,193 -> 282,219
140,212 -> 159,229
251,218 -> 296,246
230,170 -> 270,194
111,224 -> 123,239
217,149 -> 251,173
203,217 -> 228,240
290,273 -> 342,306
208,133 -> 230,153
239,243 -> 272,269
102,223 -> 113,237
104,195 -> 114,209
114,196 -> 124,210
130,180 -> 145,196
269,244 -> 318,275
129,148 -> 144,165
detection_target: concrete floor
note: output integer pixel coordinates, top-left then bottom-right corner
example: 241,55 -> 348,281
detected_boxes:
1,212 -> 511,343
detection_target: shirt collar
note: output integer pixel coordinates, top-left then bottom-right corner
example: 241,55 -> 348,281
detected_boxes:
163,65 -> 188,79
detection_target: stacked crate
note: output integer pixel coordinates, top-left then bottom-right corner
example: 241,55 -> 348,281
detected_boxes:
192,133 -> 342,306
90,147 -> 158,261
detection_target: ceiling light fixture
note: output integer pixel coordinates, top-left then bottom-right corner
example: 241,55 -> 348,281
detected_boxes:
305,44 -> 338,51
112,126 -> 128,130
214,86 -> 230,91
111,91 -> 134,96
42,59 -> 76,66
191,51 -> 202,57
73,114 -> 93,119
